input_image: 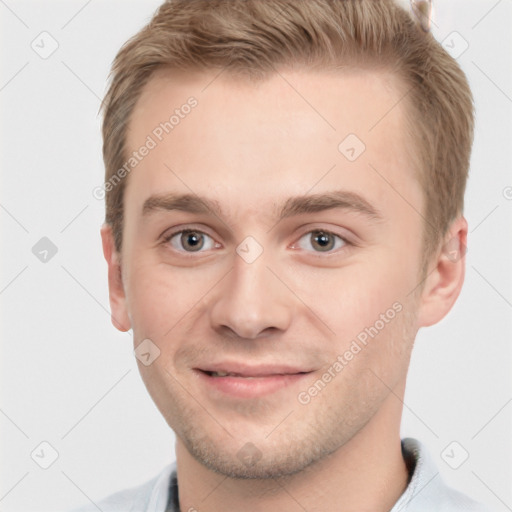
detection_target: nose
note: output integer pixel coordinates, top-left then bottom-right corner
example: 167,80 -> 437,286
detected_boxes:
209,253 -> 293,340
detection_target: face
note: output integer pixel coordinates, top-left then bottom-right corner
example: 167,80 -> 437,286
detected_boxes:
114,67 -> 427,478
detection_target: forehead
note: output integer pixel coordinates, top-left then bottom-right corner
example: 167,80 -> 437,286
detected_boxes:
124,66 -> 421,224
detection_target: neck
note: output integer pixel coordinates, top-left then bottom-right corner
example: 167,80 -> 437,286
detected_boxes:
175,383 -> 409,512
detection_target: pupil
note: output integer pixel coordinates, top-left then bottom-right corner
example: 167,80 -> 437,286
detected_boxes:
181,231 -> 204,251
312,231 -> 334,251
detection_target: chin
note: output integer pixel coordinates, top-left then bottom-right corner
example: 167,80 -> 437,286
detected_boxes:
181,427 -> 343,480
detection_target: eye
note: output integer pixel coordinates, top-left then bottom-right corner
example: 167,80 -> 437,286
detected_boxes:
166,229 -> 217,252
294,230 -> 347,253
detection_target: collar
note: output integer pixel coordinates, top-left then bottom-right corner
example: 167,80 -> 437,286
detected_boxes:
157,438 -> 488,511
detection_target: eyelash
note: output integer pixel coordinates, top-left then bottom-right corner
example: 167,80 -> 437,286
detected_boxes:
161,227 -> 352,256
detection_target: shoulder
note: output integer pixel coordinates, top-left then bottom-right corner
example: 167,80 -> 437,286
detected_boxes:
69,463 -> 175,512
392,438 -> 493,512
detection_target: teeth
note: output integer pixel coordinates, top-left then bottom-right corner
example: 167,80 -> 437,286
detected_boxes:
209,371 -> 257,378
208,371 -> 285,378
211,371 -> 232,377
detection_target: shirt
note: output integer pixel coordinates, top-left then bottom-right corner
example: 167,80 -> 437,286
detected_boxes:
71,438 -> 492,511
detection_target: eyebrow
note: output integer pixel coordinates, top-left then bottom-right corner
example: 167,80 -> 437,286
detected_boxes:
142,190 -> 383,222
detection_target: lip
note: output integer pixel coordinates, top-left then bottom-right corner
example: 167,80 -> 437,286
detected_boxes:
198,362 -> 312,377
194,363 -> 313,398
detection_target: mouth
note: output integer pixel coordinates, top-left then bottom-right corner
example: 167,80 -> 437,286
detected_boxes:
204,370 -> 309,378
194,365 -> 314,398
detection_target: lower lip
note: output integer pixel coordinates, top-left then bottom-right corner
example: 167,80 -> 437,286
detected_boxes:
196,370 -> 312,398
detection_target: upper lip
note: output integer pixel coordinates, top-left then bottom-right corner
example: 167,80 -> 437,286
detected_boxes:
196,362 -> 313,377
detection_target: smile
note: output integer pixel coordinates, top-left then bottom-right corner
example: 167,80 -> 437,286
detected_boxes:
195,365 -> 313,398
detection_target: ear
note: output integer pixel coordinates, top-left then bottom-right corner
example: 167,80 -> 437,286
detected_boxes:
100,224 -> 131,332
417,216 -> 468,327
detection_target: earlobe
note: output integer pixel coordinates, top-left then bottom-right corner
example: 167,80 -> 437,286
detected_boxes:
100,224 -> 132,332
416,217 -> 468,328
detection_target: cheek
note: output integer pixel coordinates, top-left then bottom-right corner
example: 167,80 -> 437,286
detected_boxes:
124,261 -> 218,338
290,258 -> 413,342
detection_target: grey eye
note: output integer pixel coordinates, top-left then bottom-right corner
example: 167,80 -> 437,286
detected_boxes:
296,230 -> 345,253
169,230 -> 215,252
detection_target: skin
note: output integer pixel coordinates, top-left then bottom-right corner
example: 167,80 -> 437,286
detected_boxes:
101,67 -> 467,511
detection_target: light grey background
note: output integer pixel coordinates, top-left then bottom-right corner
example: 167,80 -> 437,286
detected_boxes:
1,1 -> 511,511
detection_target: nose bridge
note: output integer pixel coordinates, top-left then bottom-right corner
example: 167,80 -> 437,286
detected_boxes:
209,247 -> 292,339
231,253 -> 271,304
233,259 -> 260,301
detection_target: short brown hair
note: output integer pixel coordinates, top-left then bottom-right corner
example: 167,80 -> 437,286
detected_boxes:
101,0 -> 474,268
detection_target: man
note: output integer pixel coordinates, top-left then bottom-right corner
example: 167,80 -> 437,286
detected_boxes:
75,0 -> 490,510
